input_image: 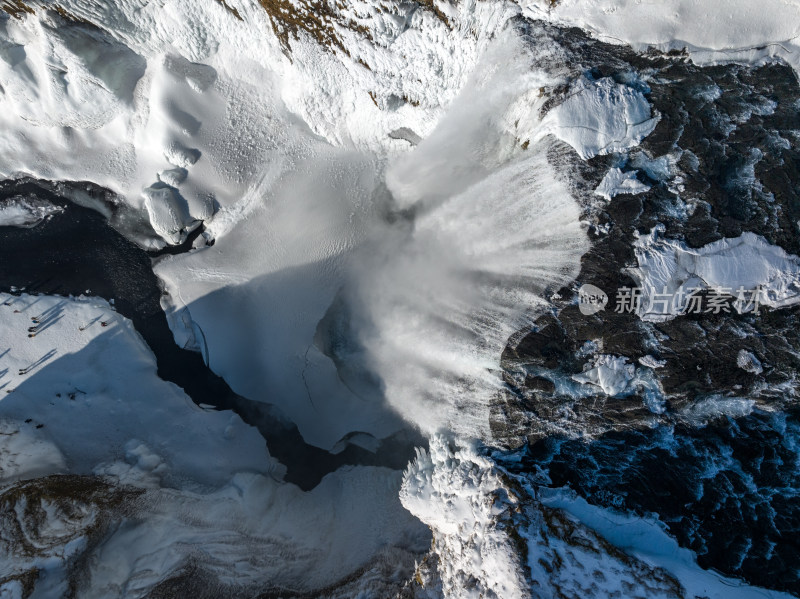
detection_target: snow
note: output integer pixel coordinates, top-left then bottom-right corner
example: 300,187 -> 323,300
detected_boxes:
155,30 -> 589,448
78,467 -> 427,597
572,354 -> 635,396
142,184 -> 198,245
403,437 -> 792,599
0,8 -> 229,248
630,152 -> 680,182
540,488 -> 794,599
594,167 -> 651,200
401,437 -> 529,598
681,396 -> 757,425
0,419 -> 65,482
0,2 -> 793,595
631,226 -> 800,322
737,349 -> 764,375
0,0 -> 518,247
527,0 -> 800,75
0,293 -> 272,488
639,355 -> 666,369
542,76 -> 659,160
0,293 -> 429,594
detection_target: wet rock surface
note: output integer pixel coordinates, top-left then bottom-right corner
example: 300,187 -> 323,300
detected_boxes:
498,24 -> 800,595
513,409 -> 800,594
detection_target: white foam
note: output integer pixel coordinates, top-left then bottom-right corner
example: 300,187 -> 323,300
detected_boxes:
0,195 -> 63,228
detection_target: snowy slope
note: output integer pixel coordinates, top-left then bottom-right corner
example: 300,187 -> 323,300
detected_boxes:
527,0 -> 800,74
0,294 -> 429,595
0,0 -> 519,247
0,293 -> 272,487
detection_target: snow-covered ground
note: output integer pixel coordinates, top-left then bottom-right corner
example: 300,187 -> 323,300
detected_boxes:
631,226 -> 800,321
0,293 -> 272,487
0,293 -> 429,595
528,0 -> 800,74
0,0 -> 516,248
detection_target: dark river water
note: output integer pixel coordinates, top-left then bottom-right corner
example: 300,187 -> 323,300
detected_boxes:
0,179 -> 422,491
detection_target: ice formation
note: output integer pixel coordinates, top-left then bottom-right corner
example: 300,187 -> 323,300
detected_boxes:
594,167 -> 651,200
631,226 -> 800,321
572,354 -> 636,396
542,76 -> 659,159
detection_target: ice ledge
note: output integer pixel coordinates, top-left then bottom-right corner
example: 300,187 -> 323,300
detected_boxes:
630,226 -> 800,322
